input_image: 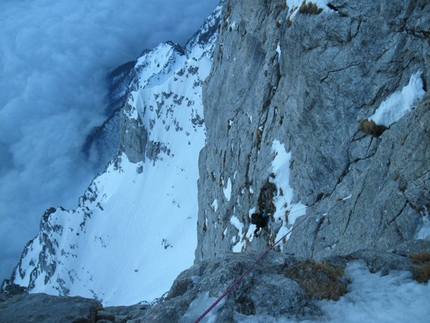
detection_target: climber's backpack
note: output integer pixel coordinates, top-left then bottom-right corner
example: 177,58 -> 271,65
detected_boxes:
251,212 -> 261,225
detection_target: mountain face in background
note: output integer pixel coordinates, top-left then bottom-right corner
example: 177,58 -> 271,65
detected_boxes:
4,0 -> 430,320
9,5 -> 221,306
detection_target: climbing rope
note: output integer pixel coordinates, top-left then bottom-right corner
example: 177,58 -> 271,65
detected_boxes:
194,210 -> 311,323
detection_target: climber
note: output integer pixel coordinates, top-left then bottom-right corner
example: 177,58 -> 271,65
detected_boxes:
251,211 -> 269,236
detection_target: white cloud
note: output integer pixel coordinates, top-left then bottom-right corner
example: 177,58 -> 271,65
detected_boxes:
0,0 -> 218,281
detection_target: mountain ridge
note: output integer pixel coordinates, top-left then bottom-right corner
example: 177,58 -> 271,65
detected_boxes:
7,4 -> 222,306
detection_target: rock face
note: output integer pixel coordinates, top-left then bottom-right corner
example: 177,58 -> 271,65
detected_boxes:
82,61 -> 136,169
289,93 -> 430,259
196,0 -> 430,262
140,252 -> 327,322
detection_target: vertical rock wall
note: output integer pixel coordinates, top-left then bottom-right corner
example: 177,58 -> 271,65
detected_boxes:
196,0 -> 430,261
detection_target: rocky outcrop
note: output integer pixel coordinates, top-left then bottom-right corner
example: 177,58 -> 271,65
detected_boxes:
196,0 -> 430,262
139,252 -> 328,322
288,93 -> 430,259
0,293 -> 102,323
3,245 -> 429,322
83,61 -> 136,168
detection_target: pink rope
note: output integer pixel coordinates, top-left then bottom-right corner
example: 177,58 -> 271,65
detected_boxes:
194,212 -> 310,323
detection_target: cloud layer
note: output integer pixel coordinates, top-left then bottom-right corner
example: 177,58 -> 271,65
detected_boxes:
0,0 -> 218,281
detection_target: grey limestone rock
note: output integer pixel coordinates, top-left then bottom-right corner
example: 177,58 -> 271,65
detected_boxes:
119,102 -> 147,163
286,94 -> 430,259
1,250 -> 419,322
196,0 -> 430,261
113,250 -> 414,322
125,252 -> 323,322
0,293 -> 102,323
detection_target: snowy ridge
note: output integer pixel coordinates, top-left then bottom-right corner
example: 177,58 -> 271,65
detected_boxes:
11,7 -> 220,306
134,42 -> 185,89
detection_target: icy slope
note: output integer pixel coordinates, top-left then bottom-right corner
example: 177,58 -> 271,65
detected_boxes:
11,6 -> 220,306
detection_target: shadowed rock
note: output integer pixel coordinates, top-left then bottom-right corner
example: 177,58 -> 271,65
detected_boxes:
0,293 -> 102,323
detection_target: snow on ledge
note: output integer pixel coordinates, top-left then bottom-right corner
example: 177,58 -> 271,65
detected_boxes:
370,71 -> 426,127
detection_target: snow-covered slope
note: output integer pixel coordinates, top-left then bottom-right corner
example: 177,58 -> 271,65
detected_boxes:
11,5 -> 221,306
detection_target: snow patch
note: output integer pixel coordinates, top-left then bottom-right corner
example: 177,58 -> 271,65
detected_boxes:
369,71 -> 425,127
123,101 -> 139,120
230,215 -> 243,233
276,42 -> 281,59
416,208 -> 430,240
223,178 -> 232,201
342,194 -> 352,201
247,113 -> 253,123
230,213 -> 245,252
211,199 -> 219,212
270,140 -> 307,245
179,291 -> 225,323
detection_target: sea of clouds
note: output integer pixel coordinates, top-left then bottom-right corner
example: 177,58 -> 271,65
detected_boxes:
0,0 -> 218,281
